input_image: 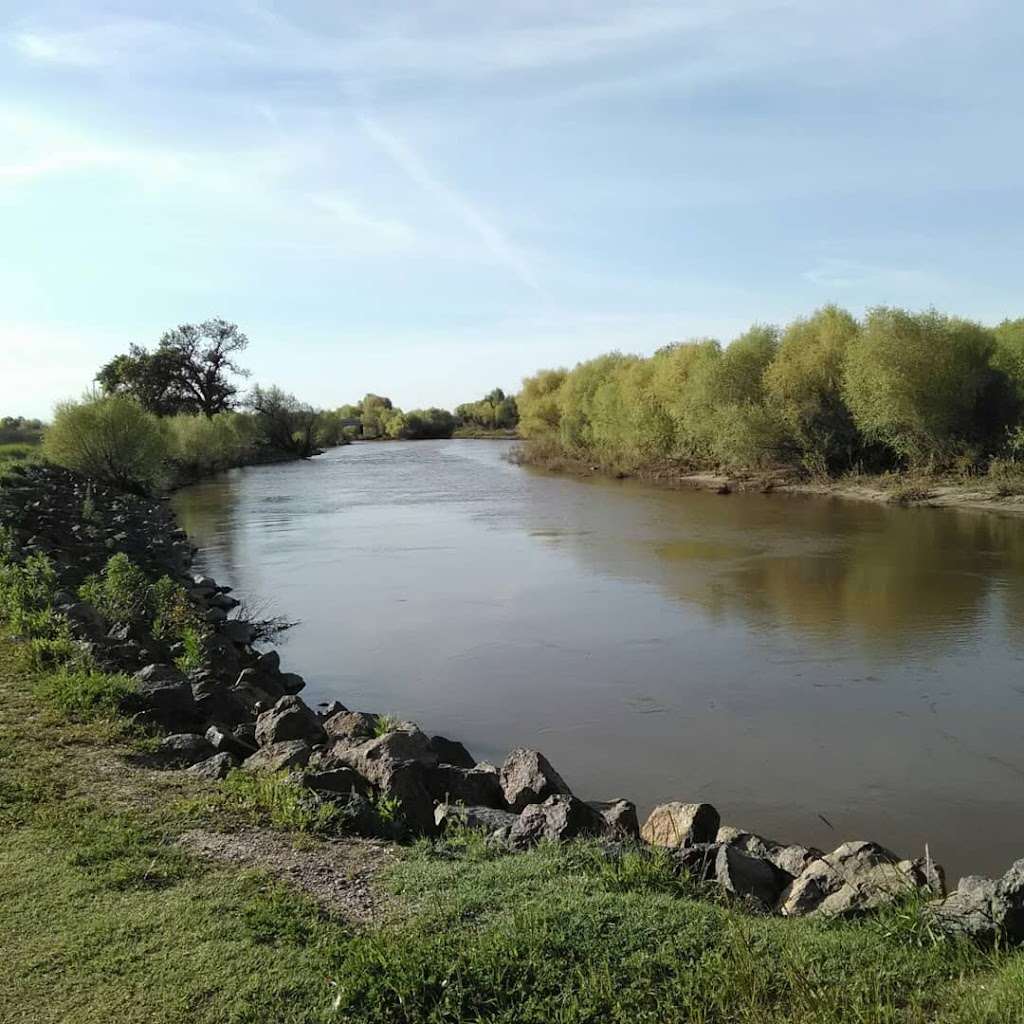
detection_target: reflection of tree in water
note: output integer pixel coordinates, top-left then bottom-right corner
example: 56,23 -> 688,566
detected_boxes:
525,477 -> 1023,656
171,473 -> 246,587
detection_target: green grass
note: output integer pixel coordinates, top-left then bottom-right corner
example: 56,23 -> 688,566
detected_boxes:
3,634 -> 1024,1022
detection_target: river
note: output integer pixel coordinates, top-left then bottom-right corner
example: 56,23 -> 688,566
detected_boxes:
173,440 -> 1024,878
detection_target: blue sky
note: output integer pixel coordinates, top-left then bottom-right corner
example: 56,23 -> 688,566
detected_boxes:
2,1 -> 1023,417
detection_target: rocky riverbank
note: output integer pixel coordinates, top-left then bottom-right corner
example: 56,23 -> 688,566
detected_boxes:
2,460 -> 1022,945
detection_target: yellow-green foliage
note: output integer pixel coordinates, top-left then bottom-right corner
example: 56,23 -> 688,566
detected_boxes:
165,412 -> 256,479
517,368 -> 568,438
843,308 -> 997,467
519,306 -> 1024,474
44,394 -> 170,494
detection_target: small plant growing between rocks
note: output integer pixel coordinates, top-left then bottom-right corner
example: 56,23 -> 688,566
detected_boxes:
373,792 -> 402,824
221,770 -> 344,834
79,554 -> 211,665
80,491 -> 99,525
79,553 -> 150,623
174,627 -> 206,674
372,712 -> 399,737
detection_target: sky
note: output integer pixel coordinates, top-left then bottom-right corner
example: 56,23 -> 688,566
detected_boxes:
2,0 -> 1023,418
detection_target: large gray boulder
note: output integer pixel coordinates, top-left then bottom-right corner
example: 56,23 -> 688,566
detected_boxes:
429,735 -> 476,769
351,727 -> 438,769
156,732 -> 215,768
928,860 -> 1024,945
303,766 -> 372,800
255,695 -> 328,748
205,724 -> 257,760
332,734 -> 437,835
716,827 -> 820,879
500,748 -> 571,811
508,795 -> 605,848
427,764 -> 505,809
229,680 -> 276,718
715,845 -> 788,908
192,679 -> 250,729
235,666 -> 286,702
642,802 -> 720,848
588,799 -> 640,841
779,840 -> 943,917
435,803 -> 519,835
242,739 -> 312,772
280,672 -> 306,695
324,711 -> 379,746
134,664 -> 196,726
187,751 -> 239,780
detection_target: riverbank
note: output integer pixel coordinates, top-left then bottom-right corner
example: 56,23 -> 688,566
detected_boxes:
511,442 -> 1024,517
5,461 -> 1024,1020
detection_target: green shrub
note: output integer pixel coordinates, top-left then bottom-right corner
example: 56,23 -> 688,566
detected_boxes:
165,412 -> 256,480
44,394 -> 170,494
79,554 -> 208,650
79,553 -> 149,624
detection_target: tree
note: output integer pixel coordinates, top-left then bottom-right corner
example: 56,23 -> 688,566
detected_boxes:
518,369 -> 568,438
455,388 -> 519,430
843,308 -> 1001,467
400,408 -> 456,439
160,319 -> 250,418
96,343 -> 193,417
358,394 -> 394,439
764,305 -> 861,471
44,395 -> 169,494
96,319 -> 250,418
247,385 -> 320,458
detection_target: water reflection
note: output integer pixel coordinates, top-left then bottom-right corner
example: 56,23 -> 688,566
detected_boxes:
522,475 -> 1018,655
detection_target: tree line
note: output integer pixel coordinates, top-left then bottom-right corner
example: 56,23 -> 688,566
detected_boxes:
518,306 -> 1024,479
25,319 -> 520,493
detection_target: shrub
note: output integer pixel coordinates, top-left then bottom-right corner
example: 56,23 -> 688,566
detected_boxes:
79,553 -> 149,624
843,308 -> 1003,469
79,554 -> 210,655
44,394 -> 170,494
165,412 -> 256,480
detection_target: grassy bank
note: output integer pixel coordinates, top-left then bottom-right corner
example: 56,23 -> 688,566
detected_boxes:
4,639 -> 1024,1021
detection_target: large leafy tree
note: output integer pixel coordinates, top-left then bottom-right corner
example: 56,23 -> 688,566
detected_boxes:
97,319 -> 250,418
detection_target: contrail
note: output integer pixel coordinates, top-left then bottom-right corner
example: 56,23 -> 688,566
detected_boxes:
358,112 -> 546,298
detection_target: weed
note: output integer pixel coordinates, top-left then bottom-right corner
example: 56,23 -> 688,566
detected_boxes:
220,770 -> 344,833
174,626 -> 206,673
33,665 -> 137,723
372,792 -> 402,825
372,712 -> 399,737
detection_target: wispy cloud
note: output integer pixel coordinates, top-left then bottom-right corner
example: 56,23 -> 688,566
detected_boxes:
801,258 -> 941,291
358,113 -> 545,297
310,193 -> 418,248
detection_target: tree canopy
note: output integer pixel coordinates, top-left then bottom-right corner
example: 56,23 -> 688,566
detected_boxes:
519,305 -> 1024,474
97,319 -> 250,418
